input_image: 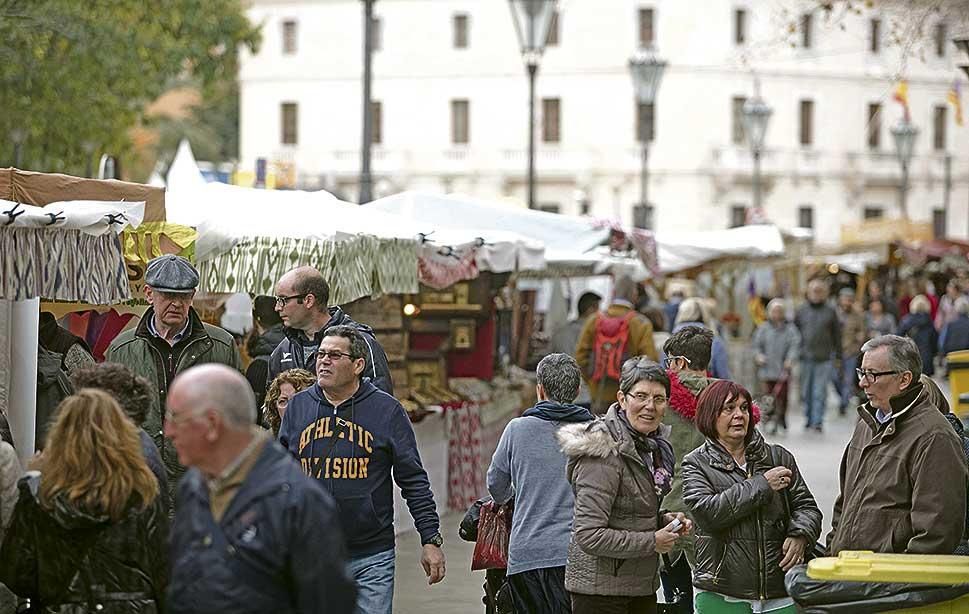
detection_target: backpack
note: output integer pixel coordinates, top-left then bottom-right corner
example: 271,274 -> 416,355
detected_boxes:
591,311 -> 637,383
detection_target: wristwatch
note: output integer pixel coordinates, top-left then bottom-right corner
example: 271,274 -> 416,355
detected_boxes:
422,532 -> 444,547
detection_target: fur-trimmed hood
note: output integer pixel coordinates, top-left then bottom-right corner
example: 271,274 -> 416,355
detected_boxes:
557,405 -> 672,461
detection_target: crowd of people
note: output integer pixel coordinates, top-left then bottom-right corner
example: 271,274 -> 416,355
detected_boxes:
0,254 -> 968,613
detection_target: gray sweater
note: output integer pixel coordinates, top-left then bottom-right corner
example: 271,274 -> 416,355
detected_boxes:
487,416 -> 577,575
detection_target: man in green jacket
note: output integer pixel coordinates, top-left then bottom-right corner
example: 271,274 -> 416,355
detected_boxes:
107,255 -> 242,497
661,325 -> 716,613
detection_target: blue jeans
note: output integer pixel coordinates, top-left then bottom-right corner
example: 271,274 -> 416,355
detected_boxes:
833,353 -> 859,409
801,359 -> 833,428
347,548 -> 395,614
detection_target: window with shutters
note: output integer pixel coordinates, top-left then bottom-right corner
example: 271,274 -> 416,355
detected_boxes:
633,204 -> 655,230
282,20 -> 298,55
732,96 -> 747,145
730,205 -> 747,228
451,99 -> 469,144
371,101 -> 382,145
281,103 -> 298,145
869,18 -> 880,53
933,105 -> 947,151
799,99 -> 814,147
933,208 -> 946,238
863,206 -> 884,220
935,23 -> 947,58
542,98 -> 561,143
734,9 -> 747,45
636,102 -> 655,143
453,14 -> 469,48
801,13 -> 812,48
867,103 -> 881,149
798,205 -> 814,229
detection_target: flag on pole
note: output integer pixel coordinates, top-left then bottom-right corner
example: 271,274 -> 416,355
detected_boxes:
893,80 -> 910,120
948,80 -> 964,127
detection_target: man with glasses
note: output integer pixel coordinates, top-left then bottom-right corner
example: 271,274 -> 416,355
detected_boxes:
827,334 -> 967,556
278,325 -> 444,614
267,265 -> 393,395
108,255 -> 241,498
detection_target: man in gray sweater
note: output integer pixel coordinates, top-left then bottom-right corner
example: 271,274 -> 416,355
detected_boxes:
487,353 -> 594,614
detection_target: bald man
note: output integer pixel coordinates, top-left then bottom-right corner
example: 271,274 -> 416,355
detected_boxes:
268,266 -> 394,394
165,365 -> 355,614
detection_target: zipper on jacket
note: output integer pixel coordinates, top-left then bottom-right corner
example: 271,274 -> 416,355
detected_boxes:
749,464 -> 767,600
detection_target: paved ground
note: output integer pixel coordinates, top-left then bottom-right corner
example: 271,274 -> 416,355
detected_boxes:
393,380 -> 947,613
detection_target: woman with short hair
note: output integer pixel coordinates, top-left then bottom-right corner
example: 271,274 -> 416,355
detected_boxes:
0,389 -> 167,612
262,368 -> 316,436
683,380 -> 821,614
558,357 -> 693,614
899,294 -> 939,376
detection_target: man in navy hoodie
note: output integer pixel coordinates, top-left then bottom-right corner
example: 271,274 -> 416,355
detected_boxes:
278,325 -> 444,614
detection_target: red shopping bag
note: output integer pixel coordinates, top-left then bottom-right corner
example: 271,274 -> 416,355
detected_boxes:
470,501 -> 512,570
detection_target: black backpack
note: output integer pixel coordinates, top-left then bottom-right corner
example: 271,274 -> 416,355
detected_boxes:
35,345 -> 73,449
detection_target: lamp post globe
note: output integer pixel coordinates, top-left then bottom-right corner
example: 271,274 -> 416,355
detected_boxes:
508,0 -> 558,209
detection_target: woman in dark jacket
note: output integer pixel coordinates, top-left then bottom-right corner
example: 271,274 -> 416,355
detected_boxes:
0,389 -> 167,612
682,380 -> 821,614
899,295 -> 939,376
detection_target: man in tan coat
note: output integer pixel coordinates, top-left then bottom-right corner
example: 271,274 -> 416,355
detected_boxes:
827,335 -> 968,555
576,276 -> 657,414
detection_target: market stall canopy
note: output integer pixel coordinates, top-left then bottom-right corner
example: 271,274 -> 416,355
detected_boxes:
0,199 -> 144,302
802,250 -> 886,275
657,224 -> 786,274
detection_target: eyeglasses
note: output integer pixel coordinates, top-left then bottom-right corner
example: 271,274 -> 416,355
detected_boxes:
316,350 -> 355,362
855,368 -> 901,383
274,293 -> 307,307
164,408 -> 205,425
624,392 -> 668,407
663,356 -> 691,369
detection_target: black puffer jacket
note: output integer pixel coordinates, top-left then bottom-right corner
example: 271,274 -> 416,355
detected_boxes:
682,431 -> 821,600
0,474 -> 167,612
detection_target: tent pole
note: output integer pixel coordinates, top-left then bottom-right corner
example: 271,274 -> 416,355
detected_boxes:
9,298 -> 38,462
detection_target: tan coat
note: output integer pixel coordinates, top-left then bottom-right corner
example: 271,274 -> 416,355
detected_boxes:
558,406 -> 665,597
575,304 -> 657,412
827,383 -> 968,555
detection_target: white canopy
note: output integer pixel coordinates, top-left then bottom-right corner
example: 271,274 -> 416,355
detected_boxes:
656,225 -> 786,273
0,199 -> 144,235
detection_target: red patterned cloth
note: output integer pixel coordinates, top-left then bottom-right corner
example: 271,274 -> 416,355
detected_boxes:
446,402 -> 484,512
418,246 -> 479,290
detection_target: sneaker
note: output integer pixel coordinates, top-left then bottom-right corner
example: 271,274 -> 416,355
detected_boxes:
813,425 -> 823,433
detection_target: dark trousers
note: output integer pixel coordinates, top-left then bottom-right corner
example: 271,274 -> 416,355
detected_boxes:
659,553 -> 694,613
507,567 -> 569,614
570,592 -> 657,614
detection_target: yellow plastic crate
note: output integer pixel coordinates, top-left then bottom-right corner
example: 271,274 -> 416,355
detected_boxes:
807,551 -> 969,585
947,350 -> 969,417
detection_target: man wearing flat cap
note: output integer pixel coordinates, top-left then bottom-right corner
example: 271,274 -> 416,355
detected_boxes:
107,255 -> 242,494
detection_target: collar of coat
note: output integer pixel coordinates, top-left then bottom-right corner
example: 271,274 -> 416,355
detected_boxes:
699,429 -> 769,472
858,381 -> 925,431
666,369 -> 705,422
557,403 -> 672,464
135,306 -> 207,344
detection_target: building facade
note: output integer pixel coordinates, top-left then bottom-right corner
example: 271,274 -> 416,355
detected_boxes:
239,0 -> 969,246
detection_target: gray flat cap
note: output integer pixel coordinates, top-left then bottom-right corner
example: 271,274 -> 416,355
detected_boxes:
145,255 -> 199,293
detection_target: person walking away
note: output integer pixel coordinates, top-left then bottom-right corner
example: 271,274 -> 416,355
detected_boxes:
941,297 -> 969,361
268,266 -> 394,393
794,280 -> 841,432
683,380 -> 822,614
487,353 -> 594,613
261,368 -> 315,436
833,289 -> 866,415
752,299 -> 801,434
667,298 -> 732,381
576,276 -> 657,414
935,280 -> 963,332
827,335 -> 967,555
661,325 -> 720,612
70,363 -> 170,514
866,299 -> 896,337
0,389 -> 167,611
549,291 -> 601,408
558,358 -> 693,614
278,326 -> 444,614
245,295 -> 287,408
106,254 -> 242,500
898,295 -> 939,376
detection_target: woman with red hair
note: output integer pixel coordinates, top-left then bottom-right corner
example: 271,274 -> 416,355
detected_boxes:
682,380 -> 821,614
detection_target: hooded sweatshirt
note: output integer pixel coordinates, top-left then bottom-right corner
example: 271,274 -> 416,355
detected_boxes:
267,306 -> 394,395
278,379 -> 440,557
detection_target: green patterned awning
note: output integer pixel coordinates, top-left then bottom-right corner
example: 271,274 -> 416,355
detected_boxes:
198,235 -> 419,304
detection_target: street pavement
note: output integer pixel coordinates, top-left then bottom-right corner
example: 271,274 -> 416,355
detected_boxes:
393,381 -> 948,612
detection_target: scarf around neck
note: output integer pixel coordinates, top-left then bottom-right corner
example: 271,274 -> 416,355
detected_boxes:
615,406 -> 675,499
523,400 -> 594,423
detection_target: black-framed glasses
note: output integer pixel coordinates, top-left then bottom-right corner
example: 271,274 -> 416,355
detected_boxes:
663,356 -> 692,369
317,350 -> 354,362
274,293 -> 307,307
855,368 -> 900,383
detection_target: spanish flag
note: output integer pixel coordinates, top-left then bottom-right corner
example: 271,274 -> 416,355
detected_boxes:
949,80 -> 964,127
893,80 -> 910,120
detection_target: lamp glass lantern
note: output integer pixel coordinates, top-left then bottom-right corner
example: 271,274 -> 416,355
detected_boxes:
629,47 -> 667,105
508,0 -> 558,63
891,119 -> 919,168
742,97 -> 773,152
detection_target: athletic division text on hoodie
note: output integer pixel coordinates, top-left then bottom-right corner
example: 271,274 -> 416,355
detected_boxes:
277,379 -> 440,557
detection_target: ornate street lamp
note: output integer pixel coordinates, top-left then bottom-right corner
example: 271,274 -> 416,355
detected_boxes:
508,0 -> 558,209
891,118 -> 918,220
629,47 -> 666,219
741,84 -> 773,216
